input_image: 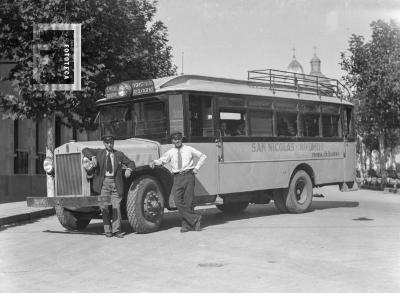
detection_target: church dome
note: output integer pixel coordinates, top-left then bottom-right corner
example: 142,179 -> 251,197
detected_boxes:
309,50 -> 331,85
287,48 -> 304,74
310,52 -> 323,77
287,54 -> 304,74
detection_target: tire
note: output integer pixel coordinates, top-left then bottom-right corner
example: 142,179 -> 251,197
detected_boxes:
285,170 -> 313,213
216,202 -> 249,214
126,176 -> 165,234
55,206 -> 91,231
273,189 -> 289,213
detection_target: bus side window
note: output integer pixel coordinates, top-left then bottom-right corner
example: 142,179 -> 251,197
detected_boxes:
343,107 -> 354,139
299,112 -> 320,137
277,112 -> 297,137
219,111 -> 246,137
321,104 -> 340,138
249,110 -> 273,137
188,95 -> 214,137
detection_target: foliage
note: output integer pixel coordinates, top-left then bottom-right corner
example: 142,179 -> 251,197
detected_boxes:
0,0 -> 176,128
340,19 -> 400,141
367,169 -> 377,177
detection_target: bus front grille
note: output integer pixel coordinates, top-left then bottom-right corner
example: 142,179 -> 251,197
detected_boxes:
56,153 -> 82,196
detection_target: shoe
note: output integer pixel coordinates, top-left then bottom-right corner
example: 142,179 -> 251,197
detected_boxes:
194,216 -> 202,231
114,232 -> 124,238
180,227 -> 191,233
105,232 -> 113,237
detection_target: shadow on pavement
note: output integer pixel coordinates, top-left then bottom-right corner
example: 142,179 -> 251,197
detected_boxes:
40,200 -> 360,235
42,220 -> 136,236
0,217 -> 48,232
159,204 -> 281,231
310,200 -> 359,211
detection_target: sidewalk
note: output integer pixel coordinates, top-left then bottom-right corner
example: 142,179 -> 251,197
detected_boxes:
0,201 -> 55,226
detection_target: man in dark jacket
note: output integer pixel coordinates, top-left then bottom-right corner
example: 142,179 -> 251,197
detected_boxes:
82,134 -> 135,238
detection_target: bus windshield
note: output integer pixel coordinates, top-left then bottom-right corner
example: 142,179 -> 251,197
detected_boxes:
99,95 -> 168,141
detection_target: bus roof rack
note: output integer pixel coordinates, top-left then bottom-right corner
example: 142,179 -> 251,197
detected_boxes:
247,69 -> 350,100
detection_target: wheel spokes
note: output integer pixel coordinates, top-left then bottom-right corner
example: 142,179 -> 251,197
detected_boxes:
143,190 -> 162,221
295,179 -> 307,203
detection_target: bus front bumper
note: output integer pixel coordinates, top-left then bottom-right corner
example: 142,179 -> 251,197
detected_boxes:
27,195 -> 112,209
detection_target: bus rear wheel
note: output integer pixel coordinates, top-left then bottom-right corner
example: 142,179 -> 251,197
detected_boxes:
286,170 -> 313,213
55,206 -> 91,231
126,176 -> 165,234
216,202 -> 249,214
273,189 -> 289,213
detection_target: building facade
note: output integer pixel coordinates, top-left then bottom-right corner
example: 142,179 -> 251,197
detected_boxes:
0,61 -> 95,203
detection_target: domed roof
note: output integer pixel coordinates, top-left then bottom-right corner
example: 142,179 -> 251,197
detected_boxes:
287,54 -> 304,74
308,50 -> 331,86
310,52 -> 321,64
309,51 -> 328,83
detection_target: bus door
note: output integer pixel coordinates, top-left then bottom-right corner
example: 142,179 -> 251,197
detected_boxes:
216,110 -> 250,194
342,107 -> 356,186
186,94 -> 220,197
215,130 -> 223,194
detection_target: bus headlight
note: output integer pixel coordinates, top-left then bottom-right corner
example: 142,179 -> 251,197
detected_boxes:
82,157 -> 94,179
43,157 -> 54,174
82,157 -> 94,171
118,83 -> 131,97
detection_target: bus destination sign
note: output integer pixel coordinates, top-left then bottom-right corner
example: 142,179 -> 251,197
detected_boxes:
131,80 -> 155,96
105,80 -> 155,99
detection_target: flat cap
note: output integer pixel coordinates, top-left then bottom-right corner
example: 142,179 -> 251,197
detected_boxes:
101,130 -> 115,142
170,131 -> 183,139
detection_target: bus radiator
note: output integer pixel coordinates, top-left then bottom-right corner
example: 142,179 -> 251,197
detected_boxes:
55,153 -> 82,196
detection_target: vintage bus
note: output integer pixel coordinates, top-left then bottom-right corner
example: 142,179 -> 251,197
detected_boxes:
28,69 -> 356,233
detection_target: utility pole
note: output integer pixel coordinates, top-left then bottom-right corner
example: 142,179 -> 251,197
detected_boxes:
181,51 -> 184,75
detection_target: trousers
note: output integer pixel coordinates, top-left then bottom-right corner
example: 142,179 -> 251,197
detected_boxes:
171,172 -> 200,228
100,177 -> 122,234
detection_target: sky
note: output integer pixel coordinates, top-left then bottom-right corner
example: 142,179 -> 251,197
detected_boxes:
156,0 -> 400,81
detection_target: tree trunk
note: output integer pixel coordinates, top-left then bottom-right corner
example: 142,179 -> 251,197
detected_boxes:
361,142 -> 366,180
368,149 -> 373,175
378,132 -> 386,188
46,114 -> 55,197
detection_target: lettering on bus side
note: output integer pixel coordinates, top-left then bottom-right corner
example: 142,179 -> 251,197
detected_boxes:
251,142 -> 324,153
251,142 -> 295,152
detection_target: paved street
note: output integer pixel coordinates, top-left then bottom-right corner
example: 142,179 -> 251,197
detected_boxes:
1,186 -> 399,293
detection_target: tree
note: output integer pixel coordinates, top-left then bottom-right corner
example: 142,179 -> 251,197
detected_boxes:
0,0 -> 176,195
0,0 -> 176,126
341,19 -> 400,182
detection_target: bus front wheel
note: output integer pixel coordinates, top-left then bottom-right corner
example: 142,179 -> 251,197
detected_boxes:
55,206 -> 91,231
286,170 -> 313,213
126,176 -> 165,234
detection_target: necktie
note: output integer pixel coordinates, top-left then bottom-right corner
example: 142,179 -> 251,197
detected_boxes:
106,152 -> 112,173
177,149 -> 182,170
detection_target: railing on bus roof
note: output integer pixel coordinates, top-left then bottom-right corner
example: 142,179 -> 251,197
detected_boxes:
247,69 -> 350,100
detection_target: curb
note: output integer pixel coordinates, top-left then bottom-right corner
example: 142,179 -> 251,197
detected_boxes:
0,208 -> 55,226
384,187 -> 398,194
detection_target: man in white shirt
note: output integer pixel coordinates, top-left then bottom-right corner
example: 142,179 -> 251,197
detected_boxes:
149,131 -> 207,232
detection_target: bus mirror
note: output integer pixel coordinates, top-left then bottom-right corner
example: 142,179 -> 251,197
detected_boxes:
94,112 -> 100,124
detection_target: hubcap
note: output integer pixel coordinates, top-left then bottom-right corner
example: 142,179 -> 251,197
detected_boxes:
295,179 -> 307,204
143,190 -> 163,221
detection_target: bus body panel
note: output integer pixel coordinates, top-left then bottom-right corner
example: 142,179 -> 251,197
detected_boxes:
159,143 -> 219,196
344,142 -> 357,182
217,141 -> 348,194
218,161 -> 290,193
